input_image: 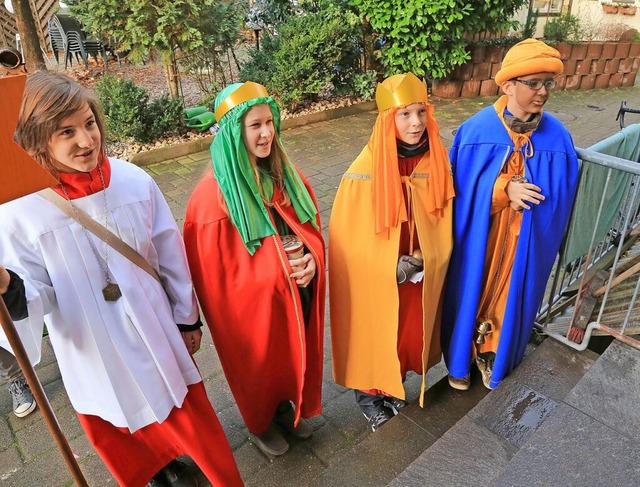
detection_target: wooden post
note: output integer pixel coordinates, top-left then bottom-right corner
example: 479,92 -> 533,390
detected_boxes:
0,298 -> 89,487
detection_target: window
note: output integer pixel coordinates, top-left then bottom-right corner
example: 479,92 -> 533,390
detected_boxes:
532,0 -> 565,14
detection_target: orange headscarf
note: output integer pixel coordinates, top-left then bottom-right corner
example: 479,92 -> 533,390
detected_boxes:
369,73 -> 454,234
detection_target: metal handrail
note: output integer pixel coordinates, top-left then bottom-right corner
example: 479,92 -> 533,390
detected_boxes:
535,140 -> 640,352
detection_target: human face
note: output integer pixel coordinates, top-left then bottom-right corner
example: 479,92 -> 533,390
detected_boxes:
502,72 -> 555,121
47,103 -> 101,174
394,103 -> 427,145
242,104 -> 275,164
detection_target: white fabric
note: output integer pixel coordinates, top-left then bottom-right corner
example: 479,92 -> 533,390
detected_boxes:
0,159 -> 202,432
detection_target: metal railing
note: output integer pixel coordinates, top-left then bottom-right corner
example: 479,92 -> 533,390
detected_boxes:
535,145 -> 640,351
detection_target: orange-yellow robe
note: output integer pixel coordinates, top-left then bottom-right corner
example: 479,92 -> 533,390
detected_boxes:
329,146 -> 453,403
475,154 -> 524,354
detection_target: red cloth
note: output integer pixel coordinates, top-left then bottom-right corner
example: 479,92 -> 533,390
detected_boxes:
184,169 -> 326,434
51,155 -> 112,199
78,382 -> 243,487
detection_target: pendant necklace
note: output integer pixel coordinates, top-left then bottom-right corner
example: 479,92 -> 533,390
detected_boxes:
59,163 -> 122,301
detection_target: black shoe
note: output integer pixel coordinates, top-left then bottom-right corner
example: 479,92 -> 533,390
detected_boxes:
383,397 -> 408,416
146,460 -> 198,487
359,402 -> 391,432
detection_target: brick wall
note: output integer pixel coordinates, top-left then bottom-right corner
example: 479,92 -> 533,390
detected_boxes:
432,42 -> 640,98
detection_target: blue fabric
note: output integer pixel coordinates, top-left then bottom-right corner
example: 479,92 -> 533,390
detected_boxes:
442,106 -> 579,388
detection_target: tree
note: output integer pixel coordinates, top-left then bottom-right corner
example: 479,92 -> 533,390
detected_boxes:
351,0 -> 528,79
11,0 -> 46,71
66,0 -> 220,98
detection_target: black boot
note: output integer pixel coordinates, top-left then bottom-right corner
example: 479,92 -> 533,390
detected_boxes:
146,459 -> 198,487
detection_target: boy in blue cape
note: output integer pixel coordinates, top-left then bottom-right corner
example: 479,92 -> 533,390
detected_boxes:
442,39 -> 579,390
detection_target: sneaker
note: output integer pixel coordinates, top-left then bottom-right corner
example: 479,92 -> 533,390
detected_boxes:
476,352 -> 495,390
7,378 -> 37,418
360,403 -> 391,432
447,374 -> 471,391
383,397 -> 408,416
274,401 -> 313,439
253,423 -> 289,457
146,459 -> 198,487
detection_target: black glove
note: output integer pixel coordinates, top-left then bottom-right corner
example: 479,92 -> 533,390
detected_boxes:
396,255 -> 424,284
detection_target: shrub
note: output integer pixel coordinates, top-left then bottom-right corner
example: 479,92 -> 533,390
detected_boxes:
352,0 -> 527,79
96,75 -> 183,144
350,70 -> 377,100
238,33 -> 281,87
544,13 -> 583,43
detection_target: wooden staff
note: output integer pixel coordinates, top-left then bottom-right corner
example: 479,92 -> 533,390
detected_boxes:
0,298 -> 89,486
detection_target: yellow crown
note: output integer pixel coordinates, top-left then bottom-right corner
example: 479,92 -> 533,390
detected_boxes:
375,73 -> 428,112
214,81 -> 270,122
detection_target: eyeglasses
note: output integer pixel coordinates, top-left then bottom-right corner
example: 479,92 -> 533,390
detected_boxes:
514,79 -> 557,91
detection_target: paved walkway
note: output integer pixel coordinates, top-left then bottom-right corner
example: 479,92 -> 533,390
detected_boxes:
1,85 -> 639,486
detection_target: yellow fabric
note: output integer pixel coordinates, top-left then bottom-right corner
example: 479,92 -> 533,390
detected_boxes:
495,38 -> 564,86
370,74 -> 455,235
213,81 -> 269,122
375,72 -> 428,112
329,146 -> 453,404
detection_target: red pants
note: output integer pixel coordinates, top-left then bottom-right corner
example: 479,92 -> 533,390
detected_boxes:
78,382 -> 243,486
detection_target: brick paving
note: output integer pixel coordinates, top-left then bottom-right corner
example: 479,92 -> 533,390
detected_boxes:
1,84 -> 639,486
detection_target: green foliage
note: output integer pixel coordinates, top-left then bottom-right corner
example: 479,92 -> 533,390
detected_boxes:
66,0 -> 213,59
246,0 -> 296,33
522,8 -> 539,39
96,75 -> 183,144
239,33 -> 281,86
180,1 -> 248,99
240,2 -> 362,110
351,0 -> 528,79
543,13 -> 583,43
351,70 -> 377,99
271,10 -> 360,108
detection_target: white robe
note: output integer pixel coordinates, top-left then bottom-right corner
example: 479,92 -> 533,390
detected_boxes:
0,158 -> 201,432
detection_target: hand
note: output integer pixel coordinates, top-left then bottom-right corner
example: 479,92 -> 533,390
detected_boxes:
396,255 -> 424,284
506,180 -> 545,211
0,265 -> 10,295
289,253 -> 316,288
181,329 -> 203,355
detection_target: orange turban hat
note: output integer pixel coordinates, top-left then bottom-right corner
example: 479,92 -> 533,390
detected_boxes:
495,38 -> 564,86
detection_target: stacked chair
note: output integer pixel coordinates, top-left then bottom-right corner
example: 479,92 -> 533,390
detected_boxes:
48,13 -> 107,70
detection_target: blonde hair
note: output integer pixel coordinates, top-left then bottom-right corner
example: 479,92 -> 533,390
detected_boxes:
254,137 -> 292,207
15,71 -> 107,179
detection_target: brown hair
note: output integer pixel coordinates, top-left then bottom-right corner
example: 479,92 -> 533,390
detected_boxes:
15,71 -> 107,179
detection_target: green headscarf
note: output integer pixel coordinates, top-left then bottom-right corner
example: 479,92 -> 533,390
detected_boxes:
211,82 -> 319,255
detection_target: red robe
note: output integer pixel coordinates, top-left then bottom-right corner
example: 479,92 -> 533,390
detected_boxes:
184,169 -> 326,434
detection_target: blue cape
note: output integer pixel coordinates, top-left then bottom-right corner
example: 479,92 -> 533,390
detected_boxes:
442,105 -> 579,388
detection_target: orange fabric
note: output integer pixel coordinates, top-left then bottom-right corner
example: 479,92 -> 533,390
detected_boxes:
494,38 -> 564,86
475,96 -> 536,354
0,74 -> 57,204
78,382 -> 243,487
330,145 -> 453,405
370,76 -> 454,235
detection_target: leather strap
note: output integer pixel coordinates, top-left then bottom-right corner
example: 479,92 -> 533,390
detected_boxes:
38,188 -> 162,283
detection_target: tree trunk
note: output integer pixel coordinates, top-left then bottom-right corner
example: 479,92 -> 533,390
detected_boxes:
12,0 -> 46,72
163,58 -> 180,99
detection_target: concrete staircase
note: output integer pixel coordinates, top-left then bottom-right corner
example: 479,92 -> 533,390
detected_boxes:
387,339 -> 640,487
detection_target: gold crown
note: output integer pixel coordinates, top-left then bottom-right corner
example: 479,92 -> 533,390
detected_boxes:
214,81 -> 270,122
375,73 -> 428,112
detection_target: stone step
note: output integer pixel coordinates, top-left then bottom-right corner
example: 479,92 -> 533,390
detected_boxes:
304,371 -> 490,487
388,339 -> 599,486
493,340 -> 640,487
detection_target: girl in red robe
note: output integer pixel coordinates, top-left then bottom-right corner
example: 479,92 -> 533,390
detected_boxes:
184,82 -> 326,458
